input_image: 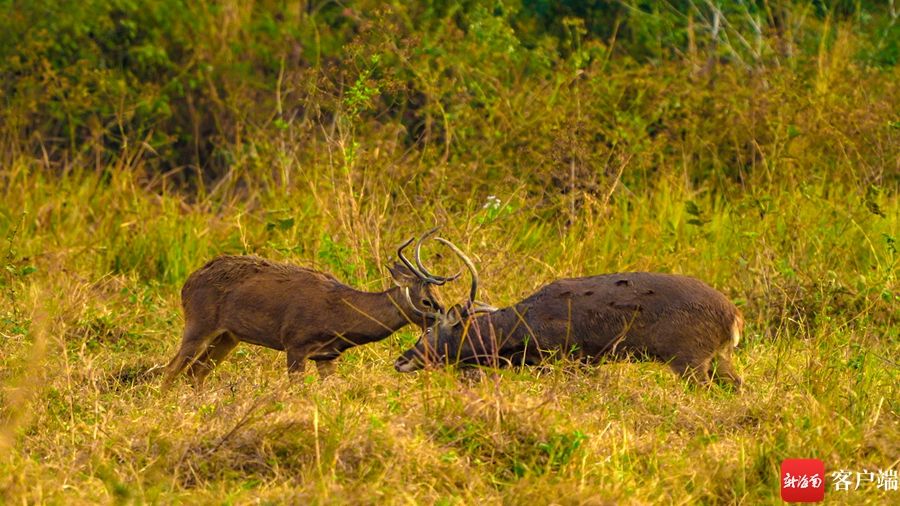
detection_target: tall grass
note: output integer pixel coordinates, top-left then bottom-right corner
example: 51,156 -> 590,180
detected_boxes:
1,0 -> 898,504
0,158 -> 895,503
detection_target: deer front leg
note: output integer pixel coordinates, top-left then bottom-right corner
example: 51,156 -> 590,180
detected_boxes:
285,335 -> 335,380
711,351 -> 743,391
286,345 -> 311,377
668,356 -> 712,388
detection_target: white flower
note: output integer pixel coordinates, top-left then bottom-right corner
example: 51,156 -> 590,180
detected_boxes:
483,195 -> 501,210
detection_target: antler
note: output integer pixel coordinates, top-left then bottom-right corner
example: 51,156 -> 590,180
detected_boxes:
433,237 -> 499,314
396,229 -> 455,319
414,227 -> 462,285
434,237 -> 480,308
397,230 -> 496,319
397,235 -> 444,285
396,236 -> 421,276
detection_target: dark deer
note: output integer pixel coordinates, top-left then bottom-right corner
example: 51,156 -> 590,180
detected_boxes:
163,231 -> 457,387
394,238 -> 743,389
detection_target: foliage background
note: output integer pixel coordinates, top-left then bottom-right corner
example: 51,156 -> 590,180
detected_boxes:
0,0 -> 897,503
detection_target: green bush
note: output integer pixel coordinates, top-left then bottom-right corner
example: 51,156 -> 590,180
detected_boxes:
2,0 -> 897,184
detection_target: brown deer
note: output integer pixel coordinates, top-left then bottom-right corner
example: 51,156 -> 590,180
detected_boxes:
163,230 -> 457,387
394,237 -> 744,389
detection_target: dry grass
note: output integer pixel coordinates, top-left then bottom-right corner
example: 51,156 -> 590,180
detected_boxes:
1,1 -> 898,503
0,162 -> 896,503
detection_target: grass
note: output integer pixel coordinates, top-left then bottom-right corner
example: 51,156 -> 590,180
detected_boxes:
1,1 -> 898,503
0,163 -> 895,504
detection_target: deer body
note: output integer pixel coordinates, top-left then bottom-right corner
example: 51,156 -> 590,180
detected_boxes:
164,243 -> 448,387
396,271 -> 743,388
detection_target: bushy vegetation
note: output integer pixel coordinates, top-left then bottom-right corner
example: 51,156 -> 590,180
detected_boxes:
1,0 -> 897,503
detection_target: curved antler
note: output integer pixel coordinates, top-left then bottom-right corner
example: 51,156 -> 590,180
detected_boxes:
434,237 -> 480,307
397,235 -> 445,285
414,227 -> 462,285
396,236 -> 423,277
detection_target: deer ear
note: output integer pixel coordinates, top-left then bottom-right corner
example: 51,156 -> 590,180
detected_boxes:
446,304 -> 465,326
471,302 -> 499,313
388,262 -> 413,285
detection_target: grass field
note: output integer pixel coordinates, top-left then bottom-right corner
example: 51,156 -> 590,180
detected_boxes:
1,1 -> 898,504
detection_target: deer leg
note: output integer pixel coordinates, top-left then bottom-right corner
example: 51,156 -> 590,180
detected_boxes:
162,325 -> 221,389
668,356 -> 712,388
314,358 -> 338,379
711,351 -> 743,391
286,345 -> 312,377
310,349 -> 340,379
186,332 -> 240,387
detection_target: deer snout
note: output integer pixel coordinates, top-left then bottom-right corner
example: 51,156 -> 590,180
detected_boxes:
394,350 -> 425,373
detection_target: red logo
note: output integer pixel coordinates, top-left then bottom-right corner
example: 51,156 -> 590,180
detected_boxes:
781,459 -> 825,502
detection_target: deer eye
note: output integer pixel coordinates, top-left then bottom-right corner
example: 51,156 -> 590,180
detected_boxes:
421,299 -> 436,308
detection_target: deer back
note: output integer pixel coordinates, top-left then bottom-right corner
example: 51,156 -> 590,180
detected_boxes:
181,256 -> 344,341
496,272 -> 740,360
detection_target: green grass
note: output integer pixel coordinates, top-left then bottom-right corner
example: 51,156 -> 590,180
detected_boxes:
1,1 -> 898,503
0,164 -> 895,503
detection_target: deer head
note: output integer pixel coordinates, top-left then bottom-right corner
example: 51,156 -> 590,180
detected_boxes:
388,227 -> 463,325
394,235 -> 497,371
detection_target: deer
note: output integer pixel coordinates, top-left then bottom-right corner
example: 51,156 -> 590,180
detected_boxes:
162,230 -> 459,388
394,237 -> 744,389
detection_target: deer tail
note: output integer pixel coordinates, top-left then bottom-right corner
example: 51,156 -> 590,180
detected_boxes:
731,311 -> 744,348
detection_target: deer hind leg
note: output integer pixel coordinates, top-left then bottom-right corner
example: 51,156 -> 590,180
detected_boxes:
186,332 -> 240,387
162,324 -> 223,389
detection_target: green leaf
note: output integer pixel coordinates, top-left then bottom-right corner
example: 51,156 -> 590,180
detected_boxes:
266,217 -> 295,231
687,218 -> 708,227
685,200 -> 702,217
277,217 -> 294,230
865,185 -> 886,217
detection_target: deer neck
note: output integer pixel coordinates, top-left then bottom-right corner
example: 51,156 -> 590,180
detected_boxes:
465,307 -> 524,353
337,286 -> 419,341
